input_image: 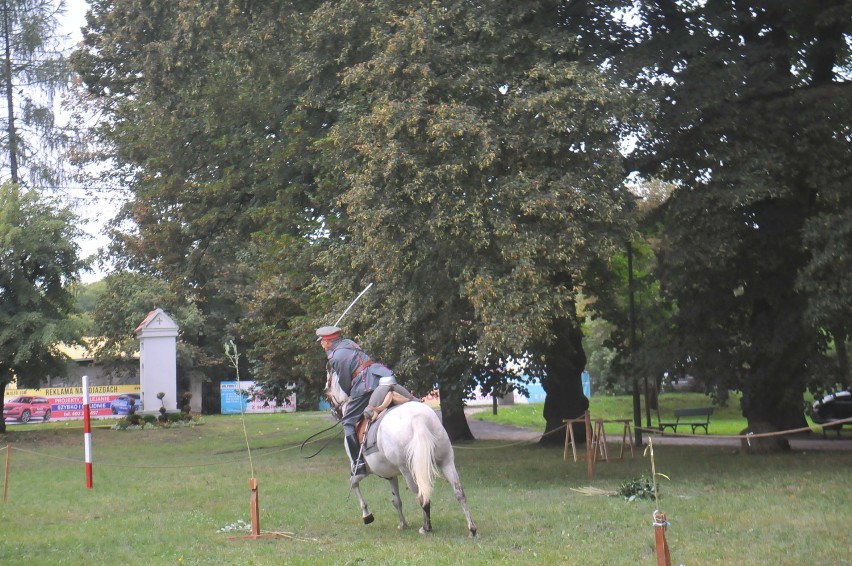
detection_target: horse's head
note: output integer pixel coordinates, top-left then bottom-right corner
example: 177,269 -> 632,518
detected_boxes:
325,367 -> 349,420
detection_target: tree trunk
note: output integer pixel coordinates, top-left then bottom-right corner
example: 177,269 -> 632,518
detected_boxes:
438,382 -> 474,442
2,0 -> 19,184
540,310 -> 589,447
741,201 -> 810,440
0,380 -> 7,434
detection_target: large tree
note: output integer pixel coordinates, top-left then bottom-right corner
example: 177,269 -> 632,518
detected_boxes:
302,1 -> 636,441
0,0 -> 73,187
72,0 -> 638,440
0,182 -> 86,432
72,0 -> 321,388
605,1 -> 852,434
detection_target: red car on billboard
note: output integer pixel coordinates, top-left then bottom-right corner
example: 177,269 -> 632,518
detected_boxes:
3,396 -> 52,423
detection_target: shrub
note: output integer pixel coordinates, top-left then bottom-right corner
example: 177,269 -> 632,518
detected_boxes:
618,475 -> 659,501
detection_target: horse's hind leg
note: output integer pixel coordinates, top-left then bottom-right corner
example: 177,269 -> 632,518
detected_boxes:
401,470 -> 432,534
350,476 -> 374,525
388,476 -> 408,530
440,462 -> 477,537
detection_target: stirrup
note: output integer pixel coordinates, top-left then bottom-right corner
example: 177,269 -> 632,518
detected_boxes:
352,461 -> 367,476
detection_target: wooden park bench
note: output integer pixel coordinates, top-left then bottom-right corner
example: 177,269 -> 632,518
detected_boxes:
658,407 -> 713,434
818,417 -> 852,438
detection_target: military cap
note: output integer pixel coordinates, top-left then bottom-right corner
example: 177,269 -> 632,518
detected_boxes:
315,325 -> 342,341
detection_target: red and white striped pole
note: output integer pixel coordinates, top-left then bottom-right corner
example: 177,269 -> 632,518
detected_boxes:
82,375 -> 93,489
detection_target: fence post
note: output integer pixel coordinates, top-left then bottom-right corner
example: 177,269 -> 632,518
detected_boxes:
83,375 -> 93,489
4,444 -> 11,503
653,511 -> 672,566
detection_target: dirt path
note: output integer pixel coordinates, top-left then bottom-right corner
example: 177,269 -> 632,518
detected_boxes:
465,414 -> 542,442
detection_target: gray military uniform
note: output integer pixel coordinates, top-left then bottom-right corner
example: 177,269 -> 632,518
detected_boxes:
326,338 -> 395,435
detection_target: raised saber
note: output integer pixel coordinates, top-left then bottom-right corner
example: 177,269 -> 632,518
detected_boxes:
334,282 -> 374,327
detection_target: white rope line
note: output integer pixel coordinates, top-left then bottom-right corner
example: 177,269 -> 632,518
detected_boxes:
225,340 -> 256,479
5,440 -> 307,469
636,415 -> 852,440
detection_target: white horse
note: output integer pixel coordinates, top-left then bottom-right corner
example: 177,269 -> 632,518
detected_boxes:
326,371 -> 477,537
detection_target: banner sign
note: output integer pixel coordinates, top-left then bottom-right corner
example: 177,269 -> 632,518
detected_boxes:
220,381 -> 296,415
3,384 -> 142,423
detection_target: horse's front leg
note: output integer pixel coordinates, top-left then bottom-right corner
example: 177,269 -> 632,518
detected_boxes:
349,475 -> 374,524
387,476 -> 408,530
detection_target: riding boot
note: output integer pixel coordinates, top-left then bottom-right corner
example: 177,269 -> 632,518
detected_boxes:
345,434 -> 367,475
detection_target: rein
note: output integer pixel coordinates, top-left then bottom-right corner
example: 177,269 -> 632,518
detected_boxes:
300,418 -> 343,459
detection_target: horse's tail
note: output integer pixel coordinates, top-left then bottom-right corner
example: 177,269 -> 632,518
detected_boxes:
406,411 -> 439,506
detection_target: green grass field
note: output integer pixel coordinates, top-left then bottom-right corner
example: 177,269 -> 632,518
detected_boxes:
1,410 -> 850,565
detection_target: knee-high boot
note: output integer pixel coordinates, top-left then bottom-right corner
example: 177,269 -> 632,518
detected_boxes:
345,434 -> 367,475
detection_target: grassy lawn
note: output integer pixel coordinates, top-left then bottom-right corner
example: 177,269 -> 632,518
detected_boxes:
2,411 -> 851,565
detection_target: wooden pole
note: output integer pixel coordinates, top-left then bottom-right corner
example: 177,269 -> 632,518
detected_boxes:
584,410 -> 594,479
82,375 -> 93,489
654,511 -> 672,566
3,444 -> 10,503
228,477 -> 290,540
249,478 -> 260,537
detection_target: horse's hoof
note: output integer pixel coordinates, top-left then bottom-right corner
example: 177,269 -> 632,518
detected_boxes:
363,514 -> 374,525
418,527 -> 432,535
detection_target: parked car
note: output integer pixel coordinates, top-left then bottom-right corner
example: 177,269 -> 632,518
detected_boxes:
111,394 -> 142,415
3,396 -> 52,423
811,390 -> 852,424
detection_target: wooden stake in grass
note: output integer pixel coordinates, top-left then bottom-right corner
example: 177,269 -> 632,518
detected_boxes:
4,444 -> 11,503
250,477 -> 260,537
653,510 -> 672,566
224,341 -> 287,541
645,439 -> 672,566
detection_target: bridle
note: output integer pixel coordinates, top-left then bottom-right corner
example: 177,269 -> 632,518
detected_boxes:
300,370 -> 348,459
325,368 -> 348,421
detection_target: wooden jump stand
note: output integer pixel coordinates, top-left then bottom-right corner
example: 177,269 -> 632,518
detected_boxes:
602,418 -> 635,460
563,412 -> 635,478
563,411 -> 595,478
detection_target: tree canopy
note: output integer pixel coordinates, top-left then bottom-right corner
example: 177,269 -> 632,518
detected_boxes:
606,0 -> 852,431
72,0 -> 638,440
0,0 -> 74,187
0,182 -> 87,432
69,1 -> 852,442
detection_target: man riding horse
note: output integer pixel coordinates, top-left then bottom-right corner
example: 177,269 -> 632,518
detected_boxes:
316,325 -> 416,475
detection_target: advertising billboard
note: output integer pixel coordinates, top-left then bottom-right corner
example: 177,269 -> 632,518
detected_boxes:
220,381 -> 296,415
3,384 -> 143,423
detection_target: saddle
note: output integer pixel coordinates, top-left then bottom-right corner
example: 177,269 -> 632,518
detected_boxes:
366,390 -> 413,422
355,389 -> 416,456
356,392 -> 407,444
355,408 -> 390,457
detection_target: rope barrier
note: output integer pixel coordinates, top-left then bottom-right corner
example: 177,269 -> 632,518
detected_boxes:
6,414 -> 848,469
5,437 -> 324,469
636,415 -> 852,440
225,341 -> 256,479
